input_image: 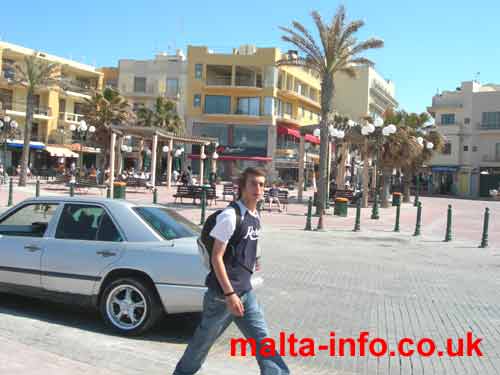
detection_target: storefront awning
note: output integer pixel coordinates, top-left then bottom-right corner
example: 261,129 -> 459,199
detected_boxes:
45,146 -> 79,158
70,144 -> 102,154
6,139 -> 45,150
305,134 -> 320,145
189,154 -> 272,162
277,125 -> 300,138
431,166 -> 458,172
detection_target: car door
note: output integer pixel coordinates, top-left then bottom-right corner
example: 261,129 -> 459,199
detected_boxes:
41,203 -> 125,296
0,202 -> 60,289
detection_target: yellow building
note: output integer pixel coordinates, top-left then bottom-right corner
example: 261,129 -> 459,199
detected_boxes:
185,45 -> 322,181
0,41 -> 103,171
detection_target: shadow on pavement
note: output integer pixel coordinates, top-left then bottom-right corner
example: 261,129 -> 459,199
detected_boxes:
0,292 -> 200,344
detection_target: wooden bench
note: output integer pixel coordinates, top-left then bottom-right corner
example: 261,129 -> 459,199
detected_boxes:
262,189 -> 289,212
223,184 -> 237,201
126,177 -> 152,191
173,185 -> 193,203
334,189 -> 354,202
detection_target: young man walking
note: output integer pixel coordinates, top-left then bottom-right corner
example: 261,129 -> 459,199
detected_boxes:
173,167 -> 289,375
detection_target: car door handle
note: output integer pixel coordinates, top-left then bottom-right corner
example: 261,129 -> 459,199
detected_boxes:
24,245 -> 41,252
96,250 -> 117,258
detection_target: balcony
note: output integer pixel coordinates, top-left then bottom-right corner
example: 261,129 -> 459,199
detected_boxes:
235,66 -> 262,88
59,112 -> 85,124
482,155 -> 500,162
1,100 -> 52,119
61,77 -> 97,96
370,82 -> 398,107
206,65 -> 232,86
479,123 -> 500,130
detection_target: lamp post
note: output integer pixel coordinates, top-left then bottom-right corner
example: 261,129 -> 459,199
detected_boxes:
313,124 -> 346,209
414,137 -> 434,205
0,116 -> 19,180
70,120 -> 95,176
121,144 -> 133,173
359,118 -> 397,216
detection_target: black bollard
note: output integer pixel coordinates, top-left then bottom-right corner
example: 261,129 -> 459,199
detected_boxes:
305,197 -> 313,231
444,205 -> 452,242
394,203 -> 401,232
479,208 -> 490,248
413,202 -> 422,236
353,199 -> 361,232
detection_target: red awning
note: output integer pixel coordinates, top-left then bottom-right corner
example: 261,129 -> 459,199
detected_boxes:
305,134 -> 320,145
189,154 -> 272,162
277,125 -> 300,138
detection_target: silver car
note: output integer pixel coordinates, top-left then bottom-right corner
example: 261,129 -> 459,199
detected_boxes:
0,196 -> 209,335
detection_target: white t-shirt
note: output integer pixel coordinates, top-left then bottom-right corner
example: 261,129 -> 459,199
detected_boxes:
209,201 -> 261,258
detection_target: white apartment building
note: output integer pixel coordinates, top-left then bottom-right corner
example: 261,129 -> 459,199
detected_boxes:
428,81 -> 500,197
117,50 -> 187,119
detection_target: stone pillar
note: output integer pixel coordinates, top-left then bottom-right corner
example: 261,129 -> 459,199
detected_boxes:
151,134 -> 158,187
166,138 -> 173,187
298,135 -> 305,202
109,132 -> 116,198
199,144 -> 205,185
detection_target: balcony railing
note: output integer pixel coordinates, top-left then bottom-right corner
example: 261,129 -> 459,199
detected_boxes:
479,123 -> 500,130
482,155 -> 500,162
1,100 -> 52,117
59,112 -> 85,123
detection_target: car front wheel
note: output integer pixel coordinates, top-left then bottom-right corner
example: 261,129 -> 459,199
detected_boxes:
99,277 -> 163,336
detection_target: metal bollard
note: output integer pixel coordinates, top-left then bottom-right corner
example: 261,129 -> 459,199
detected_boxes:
153,188 -> 158,204
106,185 -> 111,199
413,202 -> 422,236
371,193 -> 380,220
479,207 -> 490,248
394,203 -> 401,232
305,197 -> 313,231
444,205 -> 452,242
35,179 -> 40,198
200,189 -> 207,225
353,199 -> 361,232
7,177 -> 13,206
69,183 -> 75,197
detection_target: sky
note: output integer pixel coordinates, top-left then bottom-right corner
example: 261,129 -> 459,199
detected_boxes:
2,0 -> 500,113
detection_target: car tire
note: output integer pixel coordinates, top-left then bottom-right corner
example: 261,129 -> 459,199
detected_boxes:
99,277 -> 163,336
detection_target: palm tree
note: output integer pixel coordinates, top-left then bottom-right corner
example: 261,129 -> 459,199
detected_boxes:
279,6 -> 384,229
153,97 -> 184,135
81,88 -> 135,171
9,54 -> 61,186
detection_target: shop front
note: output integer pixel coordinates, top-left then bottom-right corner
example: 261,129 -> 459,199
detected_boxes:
191,122 -> 271,181
431,166 -> 458,195
1,139 -> 46,174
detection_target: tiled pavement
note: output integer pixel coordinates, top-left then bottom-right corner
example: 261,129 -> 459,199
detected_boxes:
0,180 -> 500,374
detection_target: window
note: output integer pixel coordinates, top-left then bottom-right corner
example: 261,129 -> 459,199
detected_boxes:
59,99 -> 66,114
472,146 -> 478,152
133,207 -> 199,239
263,97 -> 274,116
0,88 -> 13,110
441,114 -> 455,125
464,117 -> 470,124
192,123 -> 229,145
74,102 -> 84,114
233,125 -> 268,150
195,64 -> 203,80
442,142 -> 452,155
166,78 -> 179,97
482,112 -> 500,129
284,102 -> 292,117
237,97 -> 260,116
134,77 -> 146,93
193,94 -> 201,108
0,203 -> 58,237
55,204 -> 122,242
463,145 -> 469,152
204,95 -> 231,114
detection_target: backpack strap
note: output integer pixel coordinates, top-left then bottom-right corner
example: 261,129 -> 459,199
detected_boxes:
227,201 -> 254,274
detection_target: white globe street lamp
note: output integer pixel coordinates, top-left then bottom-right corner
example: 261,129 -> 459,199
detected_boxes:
212,152 -> 219,160
162,145 -> 169,153
69,124 -> 76,132
426,142 -> 434,150
88,125 -> 96,133
374,117 -> 384,127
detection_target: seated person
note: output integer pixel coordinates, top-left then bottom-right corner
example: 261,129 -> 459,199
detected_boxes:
268,183 -> 282,212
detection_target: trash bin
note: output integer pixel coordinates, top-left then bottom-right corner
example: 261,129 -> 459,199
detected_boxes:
334,198 -> 348,217
113,181 -> 127,199
392,192 -> 402,206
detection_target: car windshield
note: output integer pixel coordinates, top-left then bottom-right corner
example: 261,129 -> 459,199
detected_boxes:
133,207 -> 200,240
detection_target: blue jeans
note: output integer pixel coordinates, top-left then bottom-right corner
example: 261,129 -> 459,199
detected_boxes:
173,289 -> 290,375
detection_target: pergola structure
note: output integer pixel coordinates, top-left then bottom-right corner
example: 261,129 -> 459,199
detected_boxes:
109,125 -> 216,198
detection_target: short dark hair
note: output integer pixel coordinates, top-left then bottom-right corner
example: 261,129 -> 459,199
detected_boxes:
237,167 -> 266,199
